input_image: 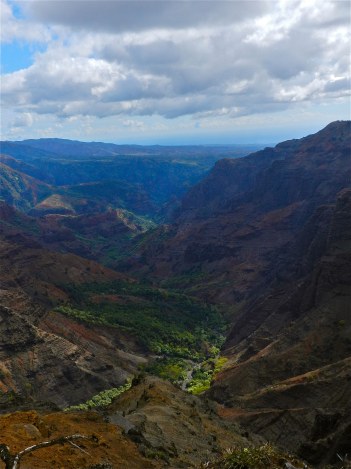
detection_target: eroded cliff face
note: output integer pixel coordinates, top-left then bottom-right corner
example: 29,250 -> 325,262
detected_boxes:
178,121 -> 351,222
131,121 -> 350,306
208,189 -> 351,466
0,216 -> 145,408
105,375 -> 253,468
122,121 -> 351,466
0,305 -> 146,408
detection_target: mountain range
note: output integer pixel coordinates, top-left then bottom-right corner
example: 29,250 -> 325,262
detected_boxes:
0,122 -> 350,468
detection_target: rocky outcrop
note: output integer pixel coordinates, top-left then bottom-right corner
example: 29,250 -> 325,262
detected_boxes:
0,410 -> 159,469
106,375 -> 254,467
0,162 -> 52,212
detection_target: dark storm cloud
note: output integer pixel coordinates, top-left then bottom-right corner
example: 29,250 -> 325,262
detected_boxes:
25,0 -> 269,32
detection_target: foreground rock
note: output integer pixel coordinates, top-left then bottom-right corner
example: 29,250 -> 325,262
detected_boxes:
0,410 -> 159,469
105,375 -> 253,468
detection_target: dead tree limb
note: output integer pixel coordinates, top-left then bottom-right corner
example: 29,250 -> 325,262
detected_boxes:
0,434 -> 98,469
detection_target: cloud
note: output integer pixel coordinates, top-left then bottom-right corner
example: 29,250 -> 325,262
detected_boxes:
12,112 -> 33,127
0,0 -> 50,43
1,0 -> 350,127
122,119 -> 145,130
24,0 -> 269,33
324,77 -> 350,93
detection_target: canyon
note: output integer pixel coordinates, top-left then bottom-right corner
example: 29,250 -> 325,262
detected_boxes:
0,121 -> 350,468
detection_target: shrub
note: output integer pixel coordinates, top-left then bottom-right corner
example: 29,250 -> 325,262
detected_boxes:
65,381 -> 131,411
202,444 -> 310,469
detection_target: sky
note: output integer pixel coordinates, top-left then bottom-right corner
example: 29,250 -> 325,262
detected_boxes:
0,0 -> 350,144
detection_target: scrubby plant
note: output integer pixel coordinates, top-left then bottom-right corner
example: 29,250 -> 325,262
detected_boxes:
202,443 -> 310,469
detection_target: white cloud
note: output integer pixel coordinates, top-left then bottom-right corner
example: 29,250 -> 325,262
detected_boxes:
12,112 -> 33,127
122,119 -> 145,130
1,0 -> 350,137
0,0 -> 50,43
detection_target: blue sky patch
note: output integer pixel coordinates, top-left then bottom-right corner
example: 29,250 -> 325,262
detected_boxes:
1,42 -> 45,73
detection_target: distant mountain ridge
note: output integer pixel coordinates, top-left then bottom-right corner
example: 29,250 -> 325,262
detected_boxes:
132,120 -> 350,303
177,120 -> 351,221
13,137 -> 262,159
1,139 -> 261,219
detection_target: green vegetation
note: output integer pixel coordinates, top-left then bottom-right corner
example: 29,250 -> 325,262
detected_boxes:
187,366 -> 212,394
144,447 -> 169,462
65,381 -> 131,411
55,305 -> 108,326
101,223 -> 161,264
149,359 -> 188,382
187,355 -> 228,395
145,358 -> 190,384
144,353 -> 228,393
214,356 -> 228,373
56,280 -> 226,362
56,279 -> 227,391
203,443 -> 311,469
122,224 -> 175,260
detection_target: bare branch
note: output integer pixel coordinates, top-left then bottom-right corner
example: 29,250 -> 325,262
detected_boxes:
0,444 -> 14,469
0,434 -> 98,469
68,440 -> 91,455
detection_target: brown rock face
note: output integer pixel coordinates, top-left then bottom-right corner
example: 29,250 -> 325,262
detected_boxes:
0,410 -> 159,469
0,122 -> 350,467
105,375 -> 252,468
124,121 -> 351,465
133,121 -> 350,306
0,304 -> 146,408
207,189 -> 351,465
0,214 -> 145,407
